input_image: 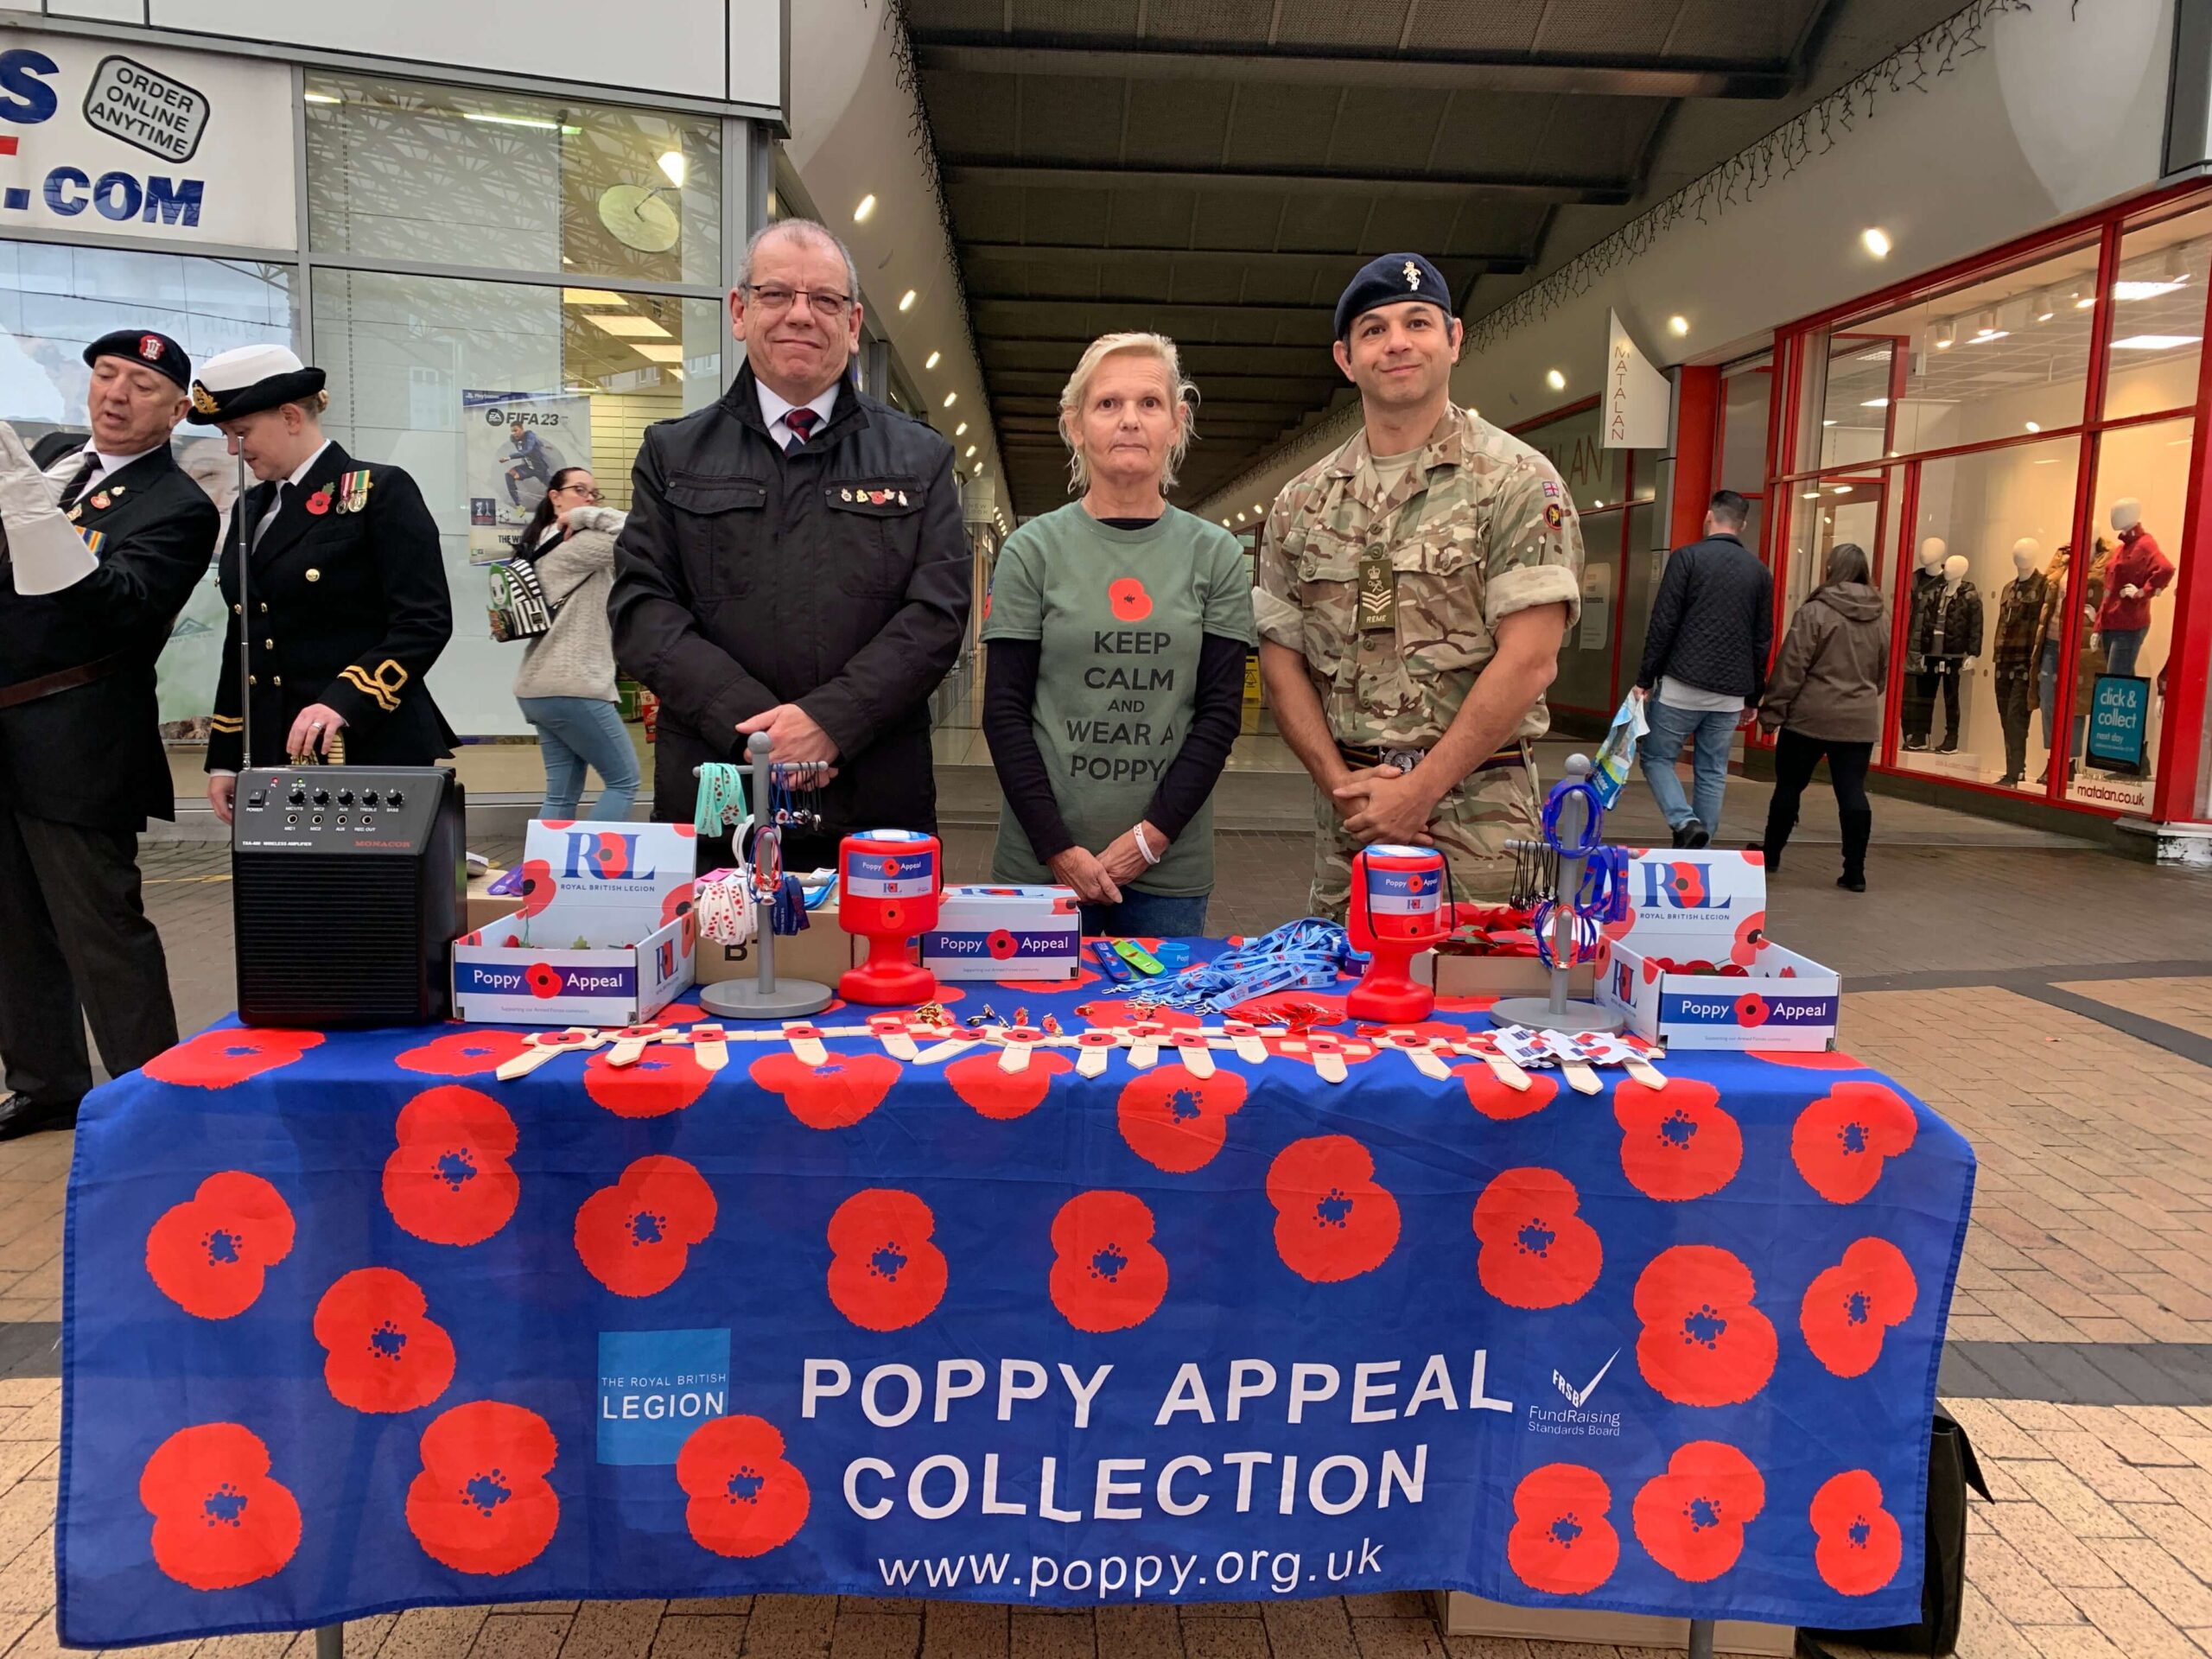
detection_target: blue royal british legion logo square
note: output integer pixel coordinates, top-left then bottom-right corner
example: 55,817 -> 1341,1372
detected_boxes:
597,1329 -> 731,1465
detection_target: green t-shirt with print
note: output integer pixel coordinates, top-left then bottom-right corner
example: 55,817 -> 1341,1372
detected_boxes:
982,502 -> 1257,897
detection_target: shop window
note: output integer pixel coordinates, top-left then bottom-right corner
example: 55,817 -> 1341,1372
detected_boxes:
1615,501 -> 1661,700
1554,505 -> 1624,715
2101,206 -> 2212,422
1781,467 -> 1900,625
1719,360 -> 1771,496
306,75 -> 723,288
1517,404 -> 1627,513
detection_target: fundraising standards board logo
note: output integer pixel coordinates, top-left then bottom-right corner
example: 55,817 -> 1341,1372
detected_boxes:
598,1329 -> 732,1465
1528,1350 -> 1621,1438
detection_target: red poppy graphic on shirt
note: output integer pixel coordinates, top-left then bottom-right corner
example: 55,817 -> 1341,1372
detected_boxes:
1268,1136 -> 1400,1282
1634,1245 -> 1777,1408
314,1268 -> 455,1414
1118,1067 -> 1248,1173
513,859 -> 556,919
946,1048 -> 1074,1121
383,1085 -> 520,1248
397,1029 -> 533,1078
145,1027 -> 322,1090
1810,1470 -> 1904,1596
1791,1082 -> 1918,1204
575,1155 -> 717,1298
1749,1049 -> 1865,1071
748,1051 -> 901,1130
1634,1441 -> 1766,1584
1108,577 -> 1153,622
663,882 -> 697,952
677,1414 -> 810,1558
1049,1191 -> 1169,1332
405,1401 -> 559,1576
1455,1064 -> 1559,1122
1614,1077 -> 1743,1202
1508,1464 -> 1618,1597
1731,911 -> 1770,967
1472,1167 -> 1602,1309
145,1172 -> 296,1319
827,1189 -> 947,1332
1801,1237 -> 1918,1378
140,1423 -> 302,1592
584,1046 -> 714,1119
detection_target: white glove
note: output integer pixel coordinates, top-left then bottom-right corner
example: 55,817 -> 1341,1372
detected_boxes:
0,422 -> 96,594
2122,583 -> 2144,599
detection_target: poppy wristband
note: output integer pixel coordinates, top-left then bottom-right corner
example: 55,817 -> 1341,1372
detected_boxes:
1541,776 -> 1605,857
1133,824 -> 1162,866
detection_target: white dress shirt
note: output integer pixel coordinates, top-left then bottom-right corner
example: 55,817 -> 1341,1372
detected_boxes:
754,380 -> 840,450
255,439 -> 333,543
55,441 -> 162,500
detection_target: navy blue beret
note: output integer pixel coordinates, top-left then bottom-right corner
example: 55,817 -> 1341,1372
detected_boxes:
83,328 -> 190,391
1335,253 -> 1452,339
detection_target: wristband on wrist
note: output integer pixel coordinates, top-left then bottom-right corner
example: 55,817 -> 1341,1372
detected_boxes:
1133,824 -> 1162,866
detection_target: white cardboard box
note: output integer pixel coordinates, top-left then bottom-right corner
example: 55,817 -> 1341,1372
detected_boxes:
922,884 -> 1081,980
1601,939 -> 1840,1051
1614,848 -> 1769,961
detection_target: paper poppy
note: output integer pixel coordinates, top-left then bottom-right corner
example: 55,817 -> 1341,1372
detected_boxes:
1633,1441 -> 1765,1583
1734,994 -> 1770,1028
396,1029 -> 533,1078
1118,1067 -> 1247,1173
826,1189 -> 947,1331
1455,1064 -> 1558,1122
1809,1470 -> 1903,1596
405,1401 -> 560,1576
748,1051 -> 900,1130
584,1046 -> 714,1119
140,1423 -> 302,1592
1792,1082 -> 1918,1204
1267,1136 -> 1400,1282
1633,1245 -> 1777,1408
1750,1049 -> 1865,1071
524,963 -> 563,1000
145,1027 -> 322,1090
514,858 -> 556,919
314,1268 -> 455,1414
1471,1167 -> 1602,1309
662,883 -> 697,952
1107,577 -> 1153,621
575,1155 -> 718,1298
383,1085 -> 520,1248
1731,912 -> 1770,967
677,1415 -> 810,1558
1613,1077 -> 1742,1202
1049,1191 -> 1169,1332
1507,1464 -> 1618,1597
1801,1237 -> 1917,1378
145,1172 -> 296,1319
946,1048 -> 1073,1121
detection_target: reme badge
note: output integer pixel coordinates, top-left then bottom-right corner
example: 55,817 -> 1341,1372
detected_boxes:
1356,548 -> 1395,632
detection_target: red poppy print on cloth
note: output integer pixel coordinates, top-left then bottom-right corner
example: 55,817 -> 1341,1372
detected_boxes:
1633,1441 -> 1766,1584
383,1086 -> 520,1247
1634,1245 -> 1777,1408
1801,1237 -> 1918,1378
1454,1064 -> 1559,1122
314,1268 -> 455,1414
677,1415 -> 810,1558
1792,1081 -> 1918,1204
1613,1077 -> 1743,1202
406,1402 -> 560,1575
1472,1167 -> 1602,1310
749,1051 -> 900,1130
1118,1067 -> 1247,1173
1107,577 -> 1153,621
1049,1191 -> 1169,1332
1268,1135 -> 1400,1282
145,1027 -> 322,1090
1508,1464 -> 1619,1597
145,1172 -> 296,1319
1074,998 -> 1204,1032
575,1155 -> 718,1298
1810,1470 -> 1904,1596
584,1046 -> 714,1119
396,1029 -> 532,1078
140,1423 -> 302,1592
947,1048 -> 1073,1121
827,1189 -> 947,1331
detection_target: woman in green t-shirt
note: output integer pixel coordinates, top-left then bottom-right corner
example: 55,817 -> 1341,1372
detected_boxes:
981,332 -> 1256,938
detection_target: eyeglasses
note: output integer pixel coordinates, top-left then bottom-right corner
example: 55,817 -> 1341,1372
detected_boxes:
741,283 -> 854,320
556,483 -> 601,500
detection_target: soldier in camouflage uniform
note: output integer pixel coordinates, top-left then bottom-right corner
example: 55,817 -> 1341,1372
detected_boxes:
1254,252 -> 1583,921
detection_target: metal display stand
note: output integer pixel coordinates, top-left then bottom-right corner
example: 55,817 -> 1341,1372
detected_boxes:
1489,753 -> 1625,1034
1688,1618 -> 1716,1657
696,734 -> 833,1020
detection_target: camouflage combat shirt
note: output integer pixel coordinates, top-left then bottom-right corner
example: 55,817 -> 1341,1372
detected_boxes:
1253,403 -> 1584,750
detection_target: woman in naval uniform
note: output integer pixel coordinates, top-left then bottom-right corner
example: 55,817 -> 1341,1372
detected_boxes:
192,345 -> 456,822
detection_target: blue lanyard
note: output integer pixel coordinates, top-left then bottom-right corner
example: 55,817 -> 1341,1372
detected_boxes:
1147,918 -> 1357,1014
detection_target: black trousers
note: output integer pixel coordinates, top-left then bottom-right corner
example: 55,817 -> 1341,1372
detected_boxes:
0,805 -> 177,1106
1770,728 -> 1872,819
1933,663 -> 1963,747
1996,674 -> 2036,777
1902,669 -> 1937,742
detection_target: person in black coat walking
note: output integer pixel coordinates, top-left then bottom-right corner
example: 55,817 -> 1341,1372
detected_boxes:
610,219 -> 971,869
0,329 -> 219,1137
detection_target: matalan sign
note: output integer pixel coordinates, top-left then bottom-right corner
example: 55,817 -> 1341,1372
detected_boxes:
1604,308 -> 1670,449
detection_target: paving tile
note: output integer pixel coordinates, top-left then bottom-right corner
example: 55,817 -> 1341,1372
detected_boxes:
2034,1431 -> 2176,1502
380,1607 -> 492,1659
2005,1459 -> 2139,1536
467,1614 -> 569,1658
2064,1587 -> 2206,1659
1985,1497 -> 2127,1586
2119,1503 -> 2212,1578
653,1617 -> 747,1658
2023,1630 -> 2129,1658
1959,1533 -> 2081,1625
281,1613 -> 400,1656
192,1633 -> 296,1656
920,1603 -> 1007,1659
1437,1641 -> 1535,1659
0,1529 -> 55,1615
2082,1537 -> 2212,1627
1179,1613 -> 1269,1659
1007,1610 -> 1093,1659
741,1596 -> 835,1658
1259,1599 -> 1355,1659
1090,1605 -> 1182,1659
560,1600 -> 663,1659
1341,1597 -> 1429,1619
1178,1605 -> 1264,1619
827,1616 -> 919,1659
667,1601 -> 755,1618
1350,1618 -> 1447,1658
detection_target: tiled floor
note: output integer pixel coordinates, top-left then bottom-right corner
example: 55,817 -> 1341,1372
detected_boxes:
13,816 -> 2212,1656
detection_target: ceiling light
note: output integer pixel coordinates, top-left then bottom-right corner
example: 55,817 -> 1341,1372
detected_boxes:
303,92 -> 341,105
463,111 -> 565,130
1803,491 -> 1824,499
925,351 -> 942,370
1861,397 -> 1889,408
854,194 -> 877,224
1970,331 -> 2010,344
2111,334 -> 2203,350
965,444 -> 976,457
1252,504 -> 1264,515
587,314 -> 673,339
1861,227 -> 1891,258
2035,290 -> 2056,322
943,392 -> 957,408
1974,310 -> 1998,337
1822,419 -> 1837,427
1668,315 -> 1689,337
1932,321 -> 1955,350
975,462 -> 984,475
1833,485 -> 1853,494
658,150 -> 687,188
2075,293 -> 2096,308
1236,512 -> 1247,523
563,288 -> 624,306
1545,369 -> 1567,391
1222,519 -> 1231,529
899,289 -> 917,313
1592,499 -> 1605,508
632,343 -> 683,363
955,421 -> 968,436
2114,278 -> 2188,302
2024,421 -> 2041,433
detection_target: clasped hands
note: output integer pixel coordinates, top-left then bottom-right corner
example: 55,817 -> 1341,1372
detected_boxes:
1332,763 -> 1440,846
736,703 -> 839,779
1050,821 -> 1170,906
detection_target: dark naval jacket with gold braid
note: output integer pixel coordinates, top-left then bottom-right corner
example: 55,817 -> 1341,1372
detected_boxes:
207,441 -> 456,772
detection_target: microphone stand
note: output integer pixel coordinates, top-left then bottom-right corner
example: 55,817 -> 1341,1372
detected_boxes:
235,446 -> 253,776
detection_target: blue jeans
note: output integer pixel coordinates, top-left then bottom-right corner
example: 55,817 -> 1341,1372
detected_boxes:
1080,889 -> 1210,939
519,696 -> 640,821
1639,698 -> 1737,834
2101,626 -> 2148,679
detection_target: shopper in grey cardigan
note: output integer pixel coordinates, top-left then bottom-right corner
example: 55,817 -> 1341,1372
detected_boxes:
512,468 -> 641,820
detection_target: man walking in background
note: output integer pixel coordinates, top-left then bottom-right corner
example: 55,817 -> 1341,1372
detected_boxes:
1634,489 -> 1773,849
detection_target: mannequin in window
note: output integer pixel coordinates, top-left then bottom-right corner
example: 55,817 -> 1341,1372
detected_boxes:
2096,497 -> 2172,680
1900,537 -> 1948,750
2033,537 -> 2109,786
1992,537 -> 2048,787
1925,552 -> 1981,754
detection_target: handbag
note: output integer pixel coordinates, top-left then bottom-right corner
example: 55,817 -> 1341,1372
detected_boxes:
486,556 -> 558,642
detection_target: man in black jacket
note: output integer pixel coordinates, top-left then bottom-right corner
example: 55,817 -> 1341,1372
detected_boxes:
1633,490 -> 1774,849
611,219 -> 970,868
0,330 -> 219,1137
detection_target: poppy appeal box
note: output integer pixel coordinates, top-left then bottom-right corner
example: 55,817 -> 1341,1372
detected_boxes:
920,884 -> 1081,980
450,822 -> 696,1025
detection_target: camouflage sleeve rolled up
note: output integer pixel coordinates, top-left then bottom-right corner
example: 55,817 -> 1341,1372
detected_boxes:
1251,488 -> 1304,651
1484,453 -> 1583,630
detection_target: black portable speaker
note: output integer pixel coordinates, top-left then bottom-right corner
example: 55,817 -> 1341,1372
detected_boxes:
231,765 -> 467,1028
